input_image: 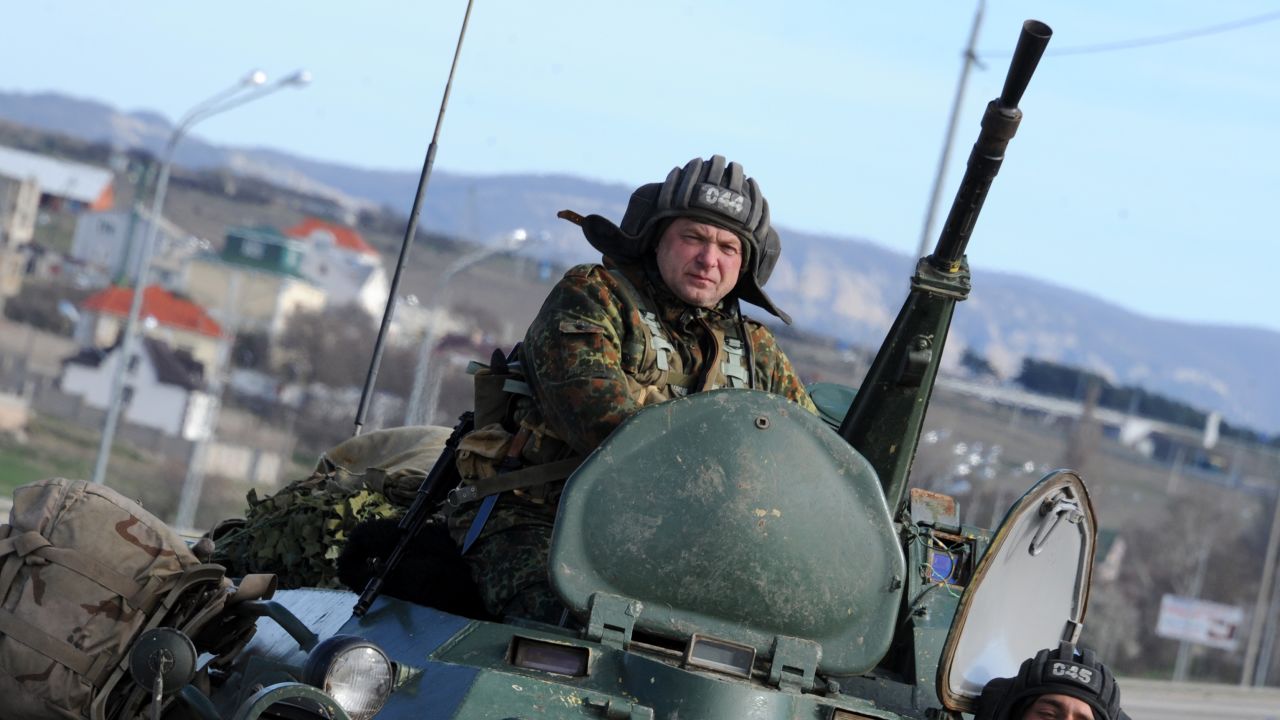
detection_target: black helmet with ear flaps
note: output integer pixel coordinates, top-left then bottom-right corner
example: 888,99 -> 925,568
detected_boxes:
561,155 -> 791,324
975,642 -> 1126,720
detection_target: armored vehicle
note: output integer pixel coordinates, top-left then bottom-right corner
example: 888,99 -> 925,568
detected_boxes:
11,18 -> 1102,720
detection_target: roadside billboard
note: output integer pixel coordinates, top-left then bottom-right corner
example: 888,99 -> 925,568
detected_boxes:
1155,594 -> 1245,651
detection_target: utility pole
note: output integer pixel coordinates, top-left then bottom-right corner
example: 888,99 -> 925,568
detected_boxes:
1242,466 -> 1280,685
117,162 -> 155,285
173,270 -> 240,531
916,0 -> 986,260
1255,551 -> 1280,685
1173,539 -> 1212,683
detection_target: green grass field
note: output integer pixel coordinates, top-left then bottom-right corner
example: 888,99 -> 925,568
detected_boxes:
0,447 -> 62,494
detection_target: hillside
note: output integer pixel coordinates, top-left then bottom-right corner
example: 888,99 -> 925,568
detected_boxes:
2,89 -> 1277,434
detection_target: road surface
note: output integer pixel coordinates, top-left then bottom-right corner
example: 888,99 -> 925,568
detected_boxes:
1122,679 -> 1280,720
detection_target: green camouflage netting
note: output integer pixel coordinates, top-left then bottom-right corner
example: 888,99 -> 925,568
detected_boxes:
212,426 -> 451,588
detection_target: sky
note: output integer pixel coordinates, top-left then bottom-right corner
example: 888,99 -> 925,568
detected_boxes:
4,1 -> 1277,333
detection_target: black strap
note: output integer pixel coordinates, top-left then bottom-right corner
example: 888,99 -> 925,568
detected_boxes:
447,456 -> 584,506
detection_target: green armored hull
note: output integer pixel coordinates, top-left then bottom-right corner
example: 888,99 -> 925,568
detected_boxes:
200,389 -> 1094,720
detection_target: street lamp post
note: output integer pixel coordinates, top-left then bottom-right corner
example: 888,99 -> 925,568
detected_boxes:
404,229 -> 528,426
90,69 -> 310,487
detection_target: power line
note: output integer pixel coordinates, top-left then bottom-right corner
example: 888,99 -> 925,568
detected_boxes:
979,9 -> 1280,58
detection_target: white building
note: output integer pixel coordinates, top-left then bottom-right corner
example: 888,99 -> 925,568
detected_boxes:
0,144 -> 116,305
61,337 -> 212,440
0,145 -> 115,212
70,208 -> 204,289
0,174 -> 39,304
284,218 -> 388,318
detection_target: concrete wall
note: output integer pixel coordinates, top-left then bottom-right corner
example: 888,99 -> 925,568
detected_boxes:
0,325 -> 290,488
0,391 -> 29,432
203,442 -> 282,486
22,379 -> 286,486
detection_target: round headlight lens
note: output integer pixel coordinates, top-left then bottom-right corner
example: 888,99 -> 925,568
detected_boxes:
304,637 -> 394,720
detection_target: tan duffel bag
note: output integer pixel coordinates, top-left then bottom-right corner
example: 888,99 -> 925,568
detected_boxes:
0,478 -> 251,719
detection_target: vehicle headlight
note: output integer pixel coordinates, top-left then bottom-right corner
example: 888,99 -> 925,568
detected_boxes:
302,635 -> 394,720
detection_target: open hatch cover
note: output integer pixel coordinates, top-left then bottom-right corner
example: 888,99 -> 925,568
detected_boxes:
550,389 -> 905,676
937,469 -> 1097,713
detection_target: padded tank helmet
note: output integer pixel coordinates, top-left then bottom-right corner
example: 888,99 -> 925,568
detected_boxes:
974,642 -> 1128,720
561,155 -> 791,323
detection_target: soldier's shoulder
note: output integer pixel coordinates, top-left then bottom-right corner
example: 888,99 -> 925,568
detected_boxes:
563,263 -> 608,281
556,263 -> 636,299
740,313 -> 771,335
535,263 -> 628,318
740,314 -> 786,347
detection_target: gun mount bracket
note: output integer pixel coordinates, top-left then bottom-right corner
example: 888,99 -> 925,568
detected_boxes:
913,257 -> 972,301
768,635 -> 821,692
584,592 -> 640,649
897,335 -> 934,388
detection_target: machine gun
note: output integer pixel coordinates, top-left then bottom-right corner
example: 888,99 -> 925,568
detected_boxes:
353,411 -> 475,617
839,20 -> 1053,513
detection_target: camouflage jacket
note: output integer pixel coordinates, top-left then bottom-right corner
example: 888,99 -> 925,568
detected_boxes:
520,261 -> 818,457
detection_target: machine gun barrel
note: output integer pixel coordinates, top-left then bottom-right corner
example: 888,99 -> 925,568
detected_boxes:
931,20 -> 1051,268
839,20 -> 1051,514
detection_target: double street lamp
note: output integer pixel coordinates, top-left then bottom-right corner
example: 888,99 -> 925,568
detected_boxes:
90,69 -> 311,488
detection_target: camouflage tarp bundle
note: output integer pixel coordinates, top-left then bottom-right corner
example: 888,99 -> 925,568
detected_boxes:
0,478 -> 205,719
213,426 -> 451,588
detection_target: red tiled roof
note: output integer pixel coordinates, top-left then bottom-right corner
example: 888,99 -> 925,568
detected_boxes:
81,285 -> 223,338
284,217 -> 377,256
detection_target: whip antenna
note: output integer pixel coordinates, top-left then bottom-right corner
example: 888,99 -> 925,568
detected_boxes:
354,0 -> 477,435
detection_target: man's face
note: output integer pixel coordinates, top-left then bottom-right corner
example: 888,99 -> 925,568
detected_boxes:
654,218 -> 744,308
1022,694 -> 1094,720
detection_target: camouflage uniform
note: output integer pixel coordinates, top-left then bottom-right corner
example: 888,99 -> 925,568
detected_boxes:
523,260 -> 816,452
452,258 -> 816,623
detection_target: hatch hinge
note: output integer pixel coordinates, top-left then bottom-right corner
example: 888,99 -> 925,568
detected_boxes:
584,592 -> 640,649
768,635 -> 821,692
1030,491 -> 1084,556
582,696 -> 655,720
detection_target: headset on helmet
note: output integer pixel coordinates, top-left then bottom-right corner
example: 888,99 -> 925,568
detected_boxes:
559,155 -> 791,324
975,642 -> 1127,720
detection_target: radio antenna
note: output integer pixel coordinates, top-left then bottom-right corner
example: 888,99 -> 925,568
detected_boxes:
354,0 -> 477,435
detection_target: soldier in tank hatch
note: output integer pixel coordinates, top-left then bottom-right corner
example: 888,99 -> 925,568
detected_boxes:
976,643 -> 1131,720
446,155 -> 819,623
